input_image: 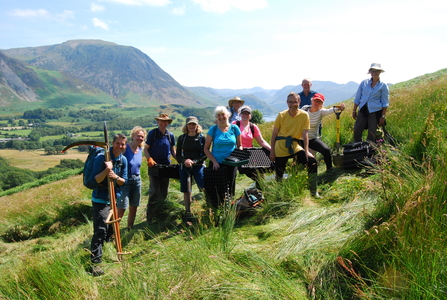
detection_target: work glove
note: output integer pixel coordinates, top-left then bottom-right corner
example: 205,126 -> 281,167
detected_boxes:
147,157 -> 156,168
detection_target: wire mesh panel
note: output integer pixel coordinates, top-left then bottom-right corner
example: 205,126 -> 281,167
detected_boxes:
239,147 -> 273,174
204,167 -> 230,208
342,142 -> 375,169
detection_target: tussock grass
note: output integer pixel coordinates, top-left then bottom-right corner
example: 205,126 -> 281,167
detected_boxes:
1,70 -> 447,299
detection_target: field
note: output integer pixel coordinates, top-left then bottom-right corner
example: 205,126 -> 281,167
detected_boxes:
0,149 -> 87,171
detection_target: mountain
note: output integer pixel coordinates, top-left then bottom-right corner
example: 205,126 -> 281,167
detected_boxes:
2,39 -> 204,107
268,81 -> 359,111
0,51 -> 41,105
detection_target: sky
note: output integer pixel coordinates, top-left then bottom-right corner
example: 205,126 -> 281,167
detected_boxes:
1,0 -> 446,89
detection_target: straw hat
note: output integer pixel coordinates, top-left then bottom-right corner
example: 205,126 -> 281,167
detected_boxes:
154,113 -> 173,124
228,96 -> 245,107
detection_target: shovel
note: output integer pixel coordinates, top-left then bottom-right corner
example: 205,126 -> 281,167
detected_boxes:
333,106 -> 344,167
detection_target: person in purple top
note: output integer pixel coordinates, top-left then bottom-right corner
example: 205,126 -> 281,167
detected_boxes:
352,63 -> 389,142
117,126 -> 146,230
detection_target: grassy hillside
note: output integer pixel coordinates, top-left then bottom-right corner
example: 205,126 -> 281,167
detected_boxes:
0,70 -> 447,299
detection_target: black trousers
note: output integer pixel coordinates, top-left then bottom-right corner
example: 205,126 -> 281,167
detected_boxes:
91,202 -> 113,264
309,138 -> 332,170
274,150 -> 317,180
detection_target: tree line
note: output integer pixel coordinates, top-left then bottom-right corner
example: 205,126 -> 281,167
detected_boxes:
0,157 -> 83,191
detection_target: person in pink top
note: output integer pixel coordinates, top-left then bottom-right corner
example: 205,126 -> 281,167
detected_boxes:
232,105 -> 271,188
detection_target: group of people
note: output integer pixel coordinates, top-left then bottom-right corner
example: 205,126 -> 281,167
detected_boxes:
88,62 -> 389,275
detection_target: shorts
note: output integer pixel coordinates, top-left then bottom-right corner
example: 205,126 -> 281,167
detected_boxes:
117,176 -> 142,209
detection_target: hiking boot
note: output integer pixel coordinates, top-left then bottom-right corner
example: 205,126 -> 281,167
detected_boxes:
91,265 -> 104,277
182,211 -> 197,223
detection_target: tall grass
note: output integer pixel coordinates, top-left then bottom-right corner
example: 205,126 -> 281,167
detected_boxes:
1,71 -> 447,299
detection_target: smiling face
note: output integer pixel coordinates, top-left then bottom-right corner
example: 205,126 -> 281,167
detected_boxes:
240,111 -> 251,121
370,69 -> 382,80
287,94 -> 300,111
301,79 -> 312,93
311,98 -> 324,110
132,130 -> 145,147
113,137 -> 127,156
231,101 -> 243,111
157,120 -> 170,130
187,122 -> 198,134
216,112 -> 228,123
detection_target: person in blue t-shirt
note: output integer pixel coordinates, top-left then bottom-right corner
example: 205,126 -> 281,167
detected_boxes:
90,133 -> 128,276
144,113 -> 176,222
352,63 -> 389,142
204,106 -> 242,203
117,126 -> 146,230
298,78 -> 317,108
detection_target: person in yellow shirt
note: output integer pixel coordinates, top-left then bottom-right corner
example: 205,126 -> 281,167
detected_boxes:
270,92 -> 319,197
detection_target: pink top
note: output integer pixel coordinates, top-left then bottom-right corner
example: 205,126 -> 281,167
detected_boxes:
232,121 -> 261,148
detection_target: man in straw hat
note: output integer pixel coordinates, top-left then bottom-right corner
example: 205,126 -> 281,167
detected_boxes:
352,63 -> 389,142
144,113 -> 176,222
227,96 -> 245,122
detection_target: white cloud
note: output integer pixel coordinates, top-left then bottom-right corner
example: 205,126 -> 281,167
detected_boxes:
90,3 -> 106,12
172,6 -> 186,15
8,8 -> 74,22
92,17 -> 109,30
192,0 -> 267,13
102,0 -> 171,6
8,9 -> 50,18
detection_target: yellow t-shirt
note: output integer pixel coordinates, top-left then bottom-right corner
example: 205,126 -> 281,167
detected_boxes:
273,109 -> 310,157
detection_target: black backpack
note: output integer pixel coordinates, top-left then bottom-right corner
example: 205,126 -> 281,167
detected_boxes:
83,146 -> 104,189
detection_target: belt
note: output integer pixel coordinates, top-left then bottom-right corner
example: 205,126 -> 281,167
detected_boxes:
129,175 -> 140,180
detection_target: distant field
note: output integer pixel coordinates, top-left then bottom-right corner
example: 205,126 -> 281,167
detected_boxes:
0,149 -> 87,171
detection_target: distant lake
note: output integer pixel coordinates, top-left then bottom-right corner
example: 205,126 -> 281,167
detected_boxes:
263,114 -> 277,122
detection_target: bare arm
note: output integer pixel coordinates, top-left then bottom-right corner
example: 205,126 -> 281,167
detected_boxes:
255,135 -> 271,150
302,129 -> 314,158
236,134 -> 242,150
143,144 -> 151,159
204,134 -> 220,169
269,126 -> 279,161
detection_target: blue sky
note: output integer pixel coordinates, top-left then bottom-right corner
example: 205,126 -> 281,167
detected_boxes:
1,0 -> 446,89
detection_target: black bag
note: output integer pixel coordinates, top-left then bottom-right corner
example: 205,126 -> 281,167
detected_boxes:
148,164 -> 180,179
342,142 -> 375,169
233,188 -> 264,218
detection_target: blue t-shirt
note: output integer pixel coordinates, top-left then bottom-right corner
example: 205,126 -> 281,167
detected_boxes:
92,148 -> 128,204
146,128 -> 175,165
298,90 -> 317,108
123,144 -> 142,177
208,124 -> 241,163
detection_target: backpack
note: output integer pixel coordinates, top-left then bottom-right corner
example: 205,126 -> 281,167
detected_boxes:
236,120 -> 255,136
150,128 -> 175,147
233,188 -> 264,218
83,146 -> 104,189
